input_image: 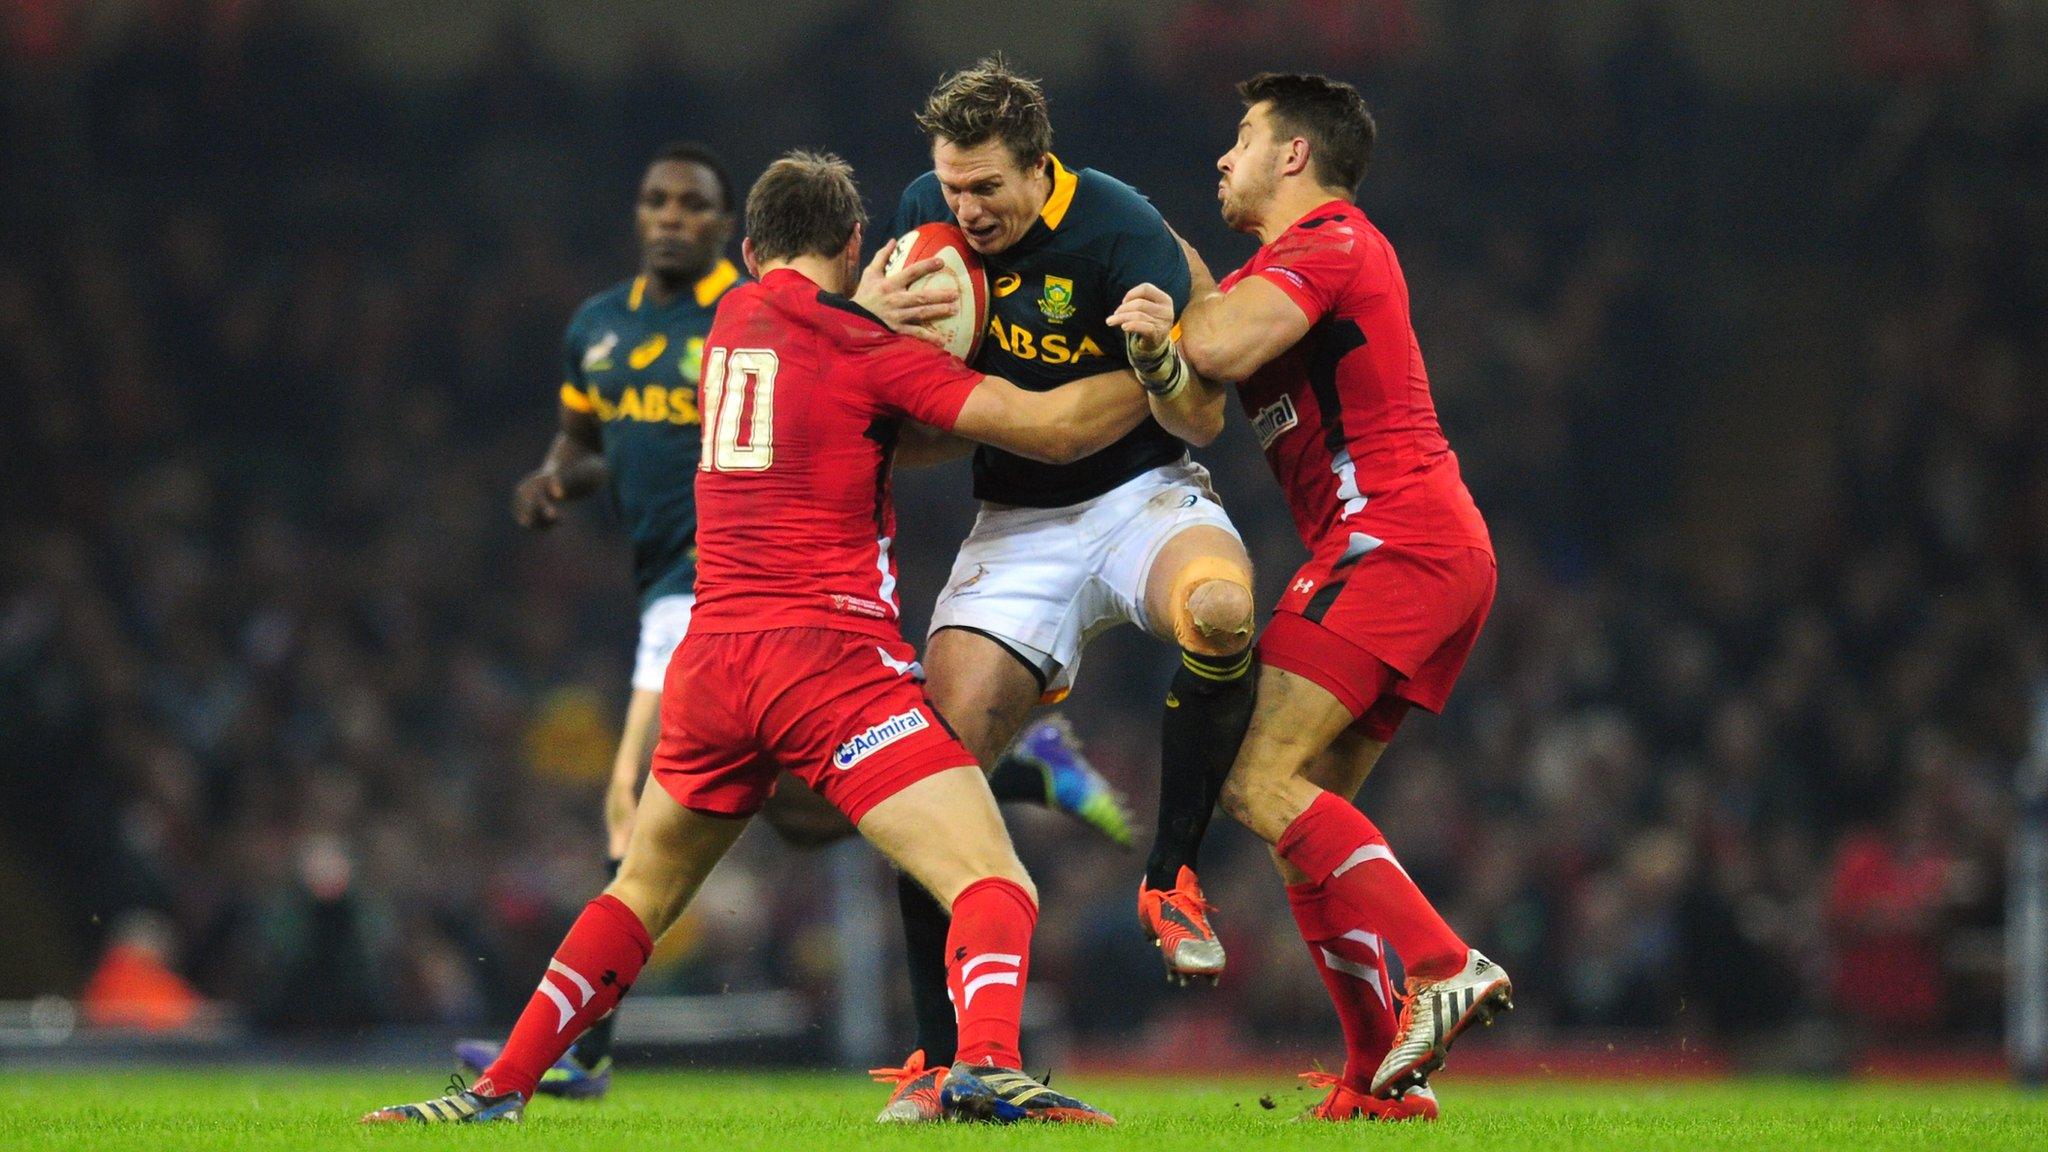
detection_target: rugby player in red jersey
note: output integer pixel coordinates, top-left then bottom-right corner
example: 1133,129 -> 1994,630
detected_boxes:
1109,73 -> 1512,1121
365,151 -> 1153,1126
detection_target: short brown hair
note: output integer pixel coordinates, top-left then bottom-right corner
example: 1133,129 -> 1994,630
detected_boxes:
916,55 -> 1052,167
1238,72 -> 1376,192
744,151 -> 866,263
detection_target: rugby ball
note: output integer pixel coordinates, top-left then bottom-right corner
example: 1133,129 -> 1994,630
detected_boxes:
884,222 -> 989,363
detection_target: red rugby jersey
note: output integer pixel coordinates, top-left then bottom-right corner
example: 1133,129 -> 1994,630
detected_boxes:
689,268 -> 982,637
1220,201 -> 1490,554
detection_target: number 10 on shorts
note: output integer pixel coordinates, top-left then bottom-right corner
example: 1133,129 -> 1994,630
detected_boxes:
699,347 -> 778,472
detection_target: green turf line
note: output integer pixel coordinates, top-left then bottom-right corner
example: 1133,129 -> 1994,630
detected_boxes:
0,1069 -> 2042,1151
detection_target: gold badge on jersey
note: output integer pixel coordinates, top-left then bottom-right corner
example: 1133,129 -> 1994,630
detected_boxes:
629,333 -> 669,370
1037,275 -> 1076,324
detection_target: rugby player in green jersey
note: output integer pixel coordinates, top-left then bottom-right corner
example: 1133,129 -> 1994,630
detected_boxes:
864,59 -> 1260,1123
458,141 -> 741,1100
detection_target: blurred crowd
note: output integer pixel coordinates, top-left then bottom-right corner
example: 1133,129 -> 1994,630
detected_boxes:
2,0 -> 2043,1065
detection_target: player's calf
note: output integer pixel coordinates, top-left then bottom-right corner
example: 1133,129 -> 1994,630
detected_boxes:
1144,545 -> 1256,983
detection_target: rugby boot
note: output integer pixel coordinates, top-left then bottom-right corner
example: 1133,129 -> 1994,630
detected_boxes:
1137,865 -> 1225,984
361,1075 -> 525,1124
1010,717 -> 1134,847
870,1049 -> 948,1123
941,1062 -> 1115,1125
1371,949 -> 1514,1098
454,1039 -> 612,1100
1295,1071 -> 1438,1121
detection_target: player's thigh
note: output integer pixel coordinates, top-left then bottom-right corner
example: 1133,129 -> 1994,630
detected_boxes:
1139,524 -> 1256,655
924,626 -> 1045,767
856,764 -> 1033,909
1220,664 -> 1361,835
609,781 -> 750,936
1309,727 -> 1391,802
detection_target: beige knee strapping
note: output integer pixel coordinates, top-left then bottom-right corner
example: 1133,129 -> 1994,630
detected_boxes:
1168,556 -> 1254,655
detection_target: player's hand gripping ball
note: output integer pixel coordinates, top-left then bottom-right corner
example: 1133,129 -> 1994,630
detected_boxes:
884,223 -> 989,362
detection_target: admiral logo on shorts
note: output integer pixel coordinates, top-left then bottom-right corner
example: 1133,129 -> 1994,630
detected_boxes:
1254,395 -> 1299,450
834,709 -> 930,770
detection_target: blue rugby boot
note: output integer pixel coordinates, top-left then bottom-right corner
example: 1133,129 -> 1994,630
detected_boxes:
1006,717 -> 1133,847
361,1075 -> 525,1124
941,1063 -> 1115,1125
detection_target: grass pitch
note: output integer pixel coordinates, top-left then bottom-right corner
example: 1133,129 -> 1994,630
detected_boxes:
1,1068 -> 2042,1152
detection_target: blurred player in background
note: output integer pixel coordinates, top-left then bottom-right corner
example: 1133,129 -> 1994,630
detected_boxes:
470,140 -> 742,1100
367,150 -> 1158,1127
1109,73 -> 1512,1122
469,141 -> 1131,1098
866,57 -> 1261,1123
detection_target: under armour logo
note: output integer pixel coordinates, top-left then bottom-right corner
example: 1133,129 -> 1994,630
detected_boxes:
1292,577 -> 1316,594
1473,958 -> 1493,973
601,970 -> 618,986
953,947 -> 968,962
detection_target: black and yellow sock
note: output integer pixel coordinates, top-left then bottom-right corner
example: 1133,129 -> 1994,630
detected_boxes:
1145,647 -> 1255,891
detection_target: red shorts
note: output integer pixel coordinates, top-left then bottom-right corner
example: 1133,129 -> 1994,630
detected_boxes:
1258,540 -> 1495,741
649,627 -> 974,824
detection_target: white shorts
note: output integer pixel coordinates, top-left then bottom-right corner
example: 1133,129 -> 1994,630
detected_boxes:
631,593 -> 696,692
929,460 -> 1243,695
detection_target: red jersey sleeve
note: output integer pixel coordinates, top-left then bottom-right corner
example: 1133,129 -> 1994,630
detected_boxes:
846,325 -> 983,431
1250,216 -> 1382,323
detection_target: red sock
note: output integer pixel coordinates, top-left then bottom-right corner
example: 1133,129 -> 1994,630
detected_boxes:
1287,879 -> 1397,1092
480,894 -> 653,1099
1276,791 -> 1467,981
945,877 -> 1036,1069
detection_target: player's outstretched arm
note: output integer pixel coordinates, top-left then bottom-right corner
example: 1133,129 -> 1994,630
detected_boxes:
1108,282 -> 1229,446
950,369 -> 1149,465
1175,275 -> 1313,386
512,405 -> 607,530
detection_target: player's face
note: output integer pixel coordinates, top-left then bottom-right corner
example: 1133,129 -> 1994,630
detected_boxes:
637,160 -> 732,281
1218,104 -> 1285,233
932,139 -> 1048,256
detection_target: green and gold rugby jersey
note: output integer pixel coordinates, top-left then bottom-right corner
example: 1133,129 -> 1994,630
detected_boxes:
558,259 -> 741,606
888,155 -> 1192,508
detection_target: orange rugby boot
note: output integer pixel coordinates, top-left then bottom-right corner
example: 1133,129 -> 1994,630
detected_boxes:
1295,1071 -> 1438,1122
870,1049 -> 948,1123
1137,865 -> 1225,984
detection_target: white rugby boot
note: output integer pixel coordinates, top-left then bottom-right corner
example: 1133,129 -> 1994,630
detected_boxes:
1370,949 -> 1513,1098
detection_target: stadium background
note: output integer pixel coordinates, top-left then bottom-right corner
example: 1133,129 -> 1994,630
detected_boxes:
1,0 -> 2043,1080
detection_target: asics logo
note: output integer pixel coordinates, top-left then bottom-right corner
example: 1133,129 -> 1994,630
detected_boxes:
834,709 -> 929,769
957,952 -> 1022,1009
